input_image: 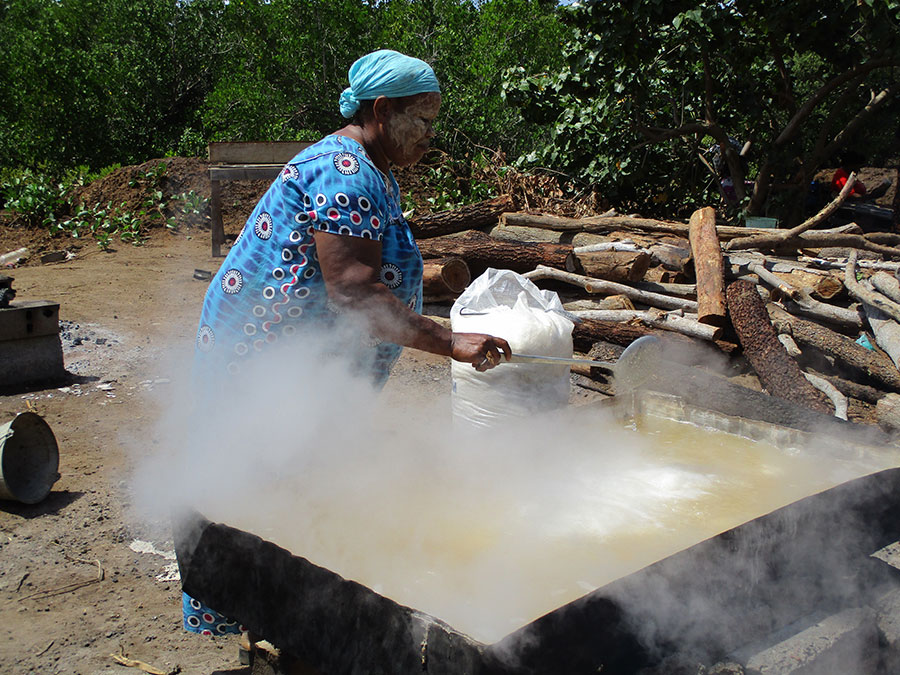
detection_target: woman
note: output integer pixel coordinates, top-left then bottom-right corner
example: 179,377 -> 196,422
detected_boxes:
184,50 -> 511,636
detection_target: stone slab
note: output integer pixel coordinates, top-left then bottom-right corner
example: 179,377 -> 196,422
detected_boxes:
742,607 -> 878,674
0,301 -> 60,341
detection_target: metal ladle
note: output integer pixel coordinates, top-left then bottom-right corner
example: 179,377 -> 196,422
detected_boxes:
501,334 -> 662,390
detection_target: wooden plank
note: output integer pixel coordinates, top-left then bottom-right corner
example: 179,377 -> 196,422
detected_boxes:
208,142 -> 312,165
210,179 -> 224,258
208,165 -> 285,181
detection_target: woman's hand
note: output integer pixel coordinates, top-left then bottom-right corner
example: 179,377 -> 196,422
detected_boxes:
451,333 -> 512,372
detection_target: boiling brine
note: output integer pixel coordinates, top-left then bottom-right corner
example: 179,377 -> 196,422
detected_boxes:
211,412 -> 900,644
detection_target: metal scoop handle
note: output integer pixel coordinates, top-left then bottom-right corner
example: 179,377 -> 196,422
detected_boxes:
498,335 -> 663,390
506,352 -> 614,373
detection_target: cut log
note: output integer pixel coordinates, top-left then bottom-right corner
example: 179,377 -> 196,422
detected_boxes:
871,271 -> 900,304
688,207 -> 727,326
500,212 -> 769,240
572,320 -> 658,351
484,224 -> 610,248
876,393 -> 900,432
565,295 -> 635,312
408,195 -> 513,239
726,280 -> 832,413
422,257 -> 471,301
415,230 -> 571,275
564,250 -> 651,283
778,333 -> 803,357
649,244 -> 692,272
633,280 -> 697,299
524,265 -> 698,312
799,256 -> 900,273
643,266 -> 688,284
739,231 -> 900,257
747,263 -> 862,329
863,303 -> 900,370
807,370 -> 885,404
767,303 -> 900,391
845,250 -> 900,324
571,308 -> 721,341
803,372 -> 848,419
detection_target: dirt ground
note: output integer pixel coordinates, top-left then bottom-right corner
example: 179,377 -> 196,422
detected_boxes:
0,157 -> 895,674
0,217 -> 480,674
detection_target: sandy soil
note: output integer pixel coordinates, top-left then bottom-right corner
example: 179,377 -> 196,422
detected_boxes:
0,220 -> 469,675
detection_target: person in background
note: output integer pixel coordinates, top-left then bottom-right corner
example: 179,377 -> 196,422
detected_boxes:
831,150 -> 892,200
183,50 -> 511,638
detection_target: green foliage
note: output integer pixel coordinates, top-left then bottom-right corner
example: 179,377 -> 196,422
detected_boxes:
55,200 -> 145,250
505,0 -> 900,220
0,0 -> 567,173
0,168 -> 68,226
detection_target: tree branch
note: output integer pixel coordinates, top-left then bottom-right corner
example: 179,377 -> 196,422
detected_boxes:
774,57 -> 900,147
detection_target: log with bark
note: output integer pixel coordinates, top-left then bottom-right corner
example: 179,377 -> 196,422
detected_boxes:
876,393 -> 900,432
523,265 -> 698,312
571,308 -> 721,341
747,262 -> 862,330
572,319 -> 658,351
871,271 -> 900,304
726,280 -> 832,413
564,250 -> 651,283
484,223 -> 611,248
500,212 -> 770,240
415,230 -> 571,275
767,303 -> 900,391
807,370 -> 885,405
643,267 -> 689,284
844,250 -> 900,323
863,303 -> 900,370
408,195 -> 513,239
688,206 -> 727,326
565,295 -> 636,312
422,257 -> 471,301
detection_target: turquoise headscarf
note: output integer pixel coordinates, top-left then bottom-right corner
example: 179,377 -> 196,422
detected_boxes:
339,50 -> 440,119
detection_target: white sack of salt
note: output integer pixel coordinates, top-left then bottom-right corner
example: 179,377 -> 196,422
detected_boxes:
450,268 -> 574,428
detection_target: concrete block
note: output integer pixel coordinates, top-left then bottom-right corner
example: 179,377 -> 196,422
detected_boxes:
742,607 -> 878,674
0,301 -> 60,341
0,334 -> 65,389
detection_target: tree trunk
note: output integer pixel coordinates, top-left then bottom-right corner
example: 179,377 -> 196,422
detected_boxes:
415,230 -> 571,275
409,195 -> 513,239
768,303 -> 900,391
726,280 -> 832,413
565,250 -> 651,283
689,207 -> 727,326
422,257 -> 471,301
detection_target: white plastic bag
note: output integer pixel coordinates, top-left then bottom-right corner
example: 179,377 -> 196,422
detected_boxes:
450,268 -> 574,429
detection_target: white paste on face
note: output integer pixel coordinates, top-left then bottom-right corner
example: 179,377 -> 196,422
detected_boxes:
385,92 -> 441,167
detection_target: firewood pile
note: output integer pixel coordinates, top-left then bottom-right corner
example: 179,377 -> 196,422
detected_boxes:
409,174 -> 900,432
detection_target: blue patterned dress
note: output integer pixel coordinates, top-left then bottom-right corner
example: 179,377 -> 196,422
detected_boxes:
194,134 -> 423,386
183,134 -> 424,635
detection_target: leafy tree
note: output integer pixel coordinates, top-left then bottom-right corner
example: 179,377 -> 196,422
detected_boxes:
377,0 -> 568,159
505,0 -> 900,221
